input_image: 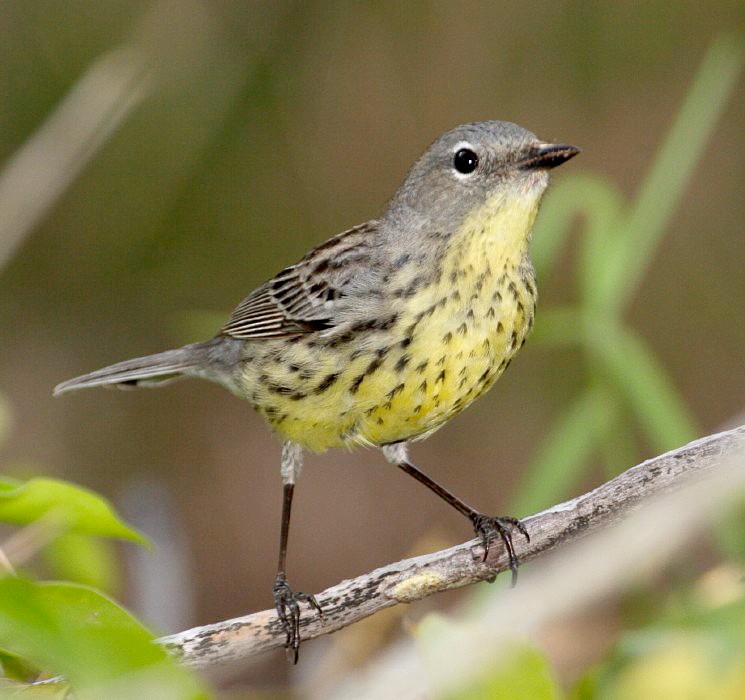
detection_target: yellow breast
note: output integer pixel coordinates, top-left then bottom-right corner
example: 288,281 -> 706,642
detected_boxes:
354,196 -> 538,446
240,188 -> 541,452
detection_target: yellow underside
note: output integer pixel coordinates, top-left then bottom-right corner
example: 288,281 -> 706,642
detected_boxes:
239,184 -> 542,452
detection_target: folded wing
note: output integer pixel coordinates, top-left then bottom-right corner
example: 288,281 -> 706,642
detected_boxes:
221,221 -> 379,339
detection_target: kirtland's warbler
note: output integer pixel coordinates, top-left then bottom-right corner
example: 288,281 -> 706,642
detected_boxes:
55,121 -> 579,661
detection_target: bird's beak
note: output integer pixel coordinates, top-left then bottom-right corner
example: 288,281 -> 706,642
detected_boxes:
518,143 -> 581,170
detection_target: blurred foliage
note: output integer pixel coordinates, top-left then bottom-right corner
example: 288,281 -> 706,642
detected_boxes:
714,500 -> 745,564
0,578 -> 206,698
512,36 -> 743,515
0,481 -> 206,696
42,533 -> 121,594
459,564 -> 745,700
0,476 -> 147,545
451,643 -> 561,700
0,408 -> 205,696
571,566 -> 745,700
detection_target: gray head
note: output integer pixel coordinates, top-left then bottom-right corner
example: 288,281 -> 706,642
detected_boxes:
384,120 -> 579,228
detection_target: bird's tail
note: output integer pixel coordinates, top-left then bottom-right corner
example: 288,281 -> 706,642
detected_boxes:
53,342 -> 211,396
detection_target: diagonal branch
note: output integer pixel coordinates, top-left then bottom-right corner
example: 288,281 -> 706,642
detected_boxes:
159,425 -> 745,668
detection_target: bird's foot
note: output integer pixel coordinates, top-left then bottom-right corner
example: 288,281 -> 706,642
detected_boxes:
470,513 -> 530,587
273,573 -> 323,664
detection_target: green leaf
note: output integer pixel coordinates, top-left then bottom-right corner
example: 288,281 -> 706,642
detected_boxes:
0,649 -> 41,683
42,535 -> 121,594
0,578 -> 207,699
0,477 -> 148,546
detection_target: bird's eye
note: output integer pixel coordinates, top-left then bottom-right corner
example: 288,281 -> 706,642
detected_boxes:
453,148 -> 479,174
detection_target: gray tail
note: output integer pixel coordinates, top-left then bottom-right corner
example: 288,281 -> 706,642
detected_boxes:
53,342 -> 209,396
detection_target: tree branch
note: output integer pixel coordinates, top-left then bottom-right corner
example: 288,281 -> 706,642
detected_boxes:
159,425 -> 745,668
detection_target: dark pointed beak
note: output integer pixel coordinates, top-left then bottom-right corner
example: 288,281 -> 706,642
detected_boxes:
518,143 -> 581,170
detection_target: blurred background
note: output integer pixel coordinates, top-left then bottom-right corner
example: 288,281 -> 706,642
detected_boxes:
0,1 -> 743,695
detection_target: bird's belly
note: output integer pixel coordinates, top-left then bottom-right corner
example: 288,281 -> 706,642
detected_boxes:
240,269 -> 535,452
355,280 -> 534,445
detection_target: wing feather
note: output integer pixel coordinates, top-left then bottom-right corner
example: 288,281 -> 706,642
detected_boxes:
220,221 -> 378,340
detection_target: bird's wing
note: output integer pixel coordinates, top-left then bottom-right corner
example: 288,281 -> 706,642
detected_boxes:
220,221 -> 380,339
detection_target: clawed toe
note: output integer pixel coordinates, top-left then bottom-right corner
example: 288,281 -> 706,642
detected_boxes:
273,574 -> 323,663
470,513 -> 530,587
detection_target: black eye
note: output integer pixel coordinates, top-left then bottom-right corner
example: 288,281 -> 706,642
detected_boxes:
453,148 -> 479,174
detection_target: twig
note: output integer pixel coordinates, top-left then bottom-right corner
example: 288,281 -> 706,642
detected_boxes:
159,425 -> 745,668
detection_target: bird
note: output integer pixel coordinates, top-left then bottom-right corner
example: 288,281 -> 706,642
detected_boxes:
54,120 -> 579,661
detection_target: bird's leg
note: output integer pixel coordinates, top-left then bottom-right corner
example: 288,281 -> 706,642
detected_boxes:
273,443 -> 322,663
381,443 -> 529,586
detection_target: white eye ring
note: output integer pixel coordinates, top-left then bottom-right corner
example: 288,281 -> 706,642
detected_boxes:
451,141 -> 479,179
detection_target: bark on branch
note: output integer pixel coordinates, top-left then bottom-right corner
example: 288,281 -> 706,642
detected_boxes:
159,425 -> 745,668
